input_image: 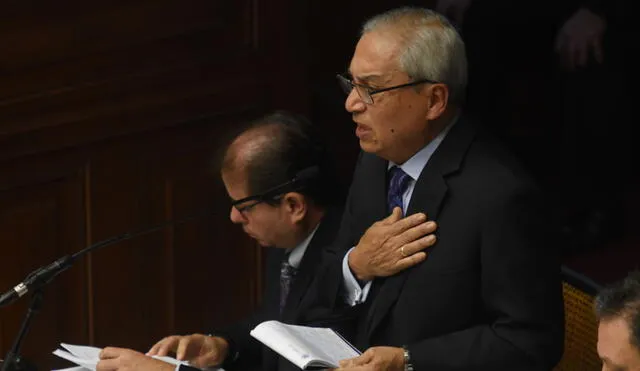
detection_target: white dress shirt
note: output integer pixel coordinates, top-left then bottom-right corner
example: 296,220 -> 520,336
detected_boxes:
287,222 -> 319,268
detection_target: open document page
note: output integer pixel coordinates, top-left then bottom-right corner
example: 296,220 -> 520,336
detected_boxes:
52,343 -> 190,371
250,320 -> 360,370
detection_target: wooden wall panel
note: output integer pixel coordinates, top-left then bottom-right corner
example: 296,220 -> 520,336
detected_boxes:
87,118 -> 260,351
0,0 -> 308,369
0,0 -> 264,161
0,156 -> 87,368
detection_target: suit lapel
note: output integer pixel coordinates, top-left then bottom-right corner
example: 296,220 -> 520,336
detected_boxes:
366,117 -> 477,340
281,243 -> 321,322
357,154 -> 389,230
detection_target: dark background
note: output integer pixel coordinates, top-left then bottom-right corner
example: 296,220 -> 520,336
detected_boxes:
0,1 -> 637,369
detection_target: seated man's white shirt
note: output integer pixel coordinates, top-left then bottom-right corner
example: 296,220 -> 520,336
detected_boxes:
287,223 -> 319,268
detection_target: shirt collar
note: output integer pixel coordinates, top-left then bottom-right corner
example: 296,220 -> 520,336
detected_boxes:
286,222 -> 320,268
388,112 -> 459,179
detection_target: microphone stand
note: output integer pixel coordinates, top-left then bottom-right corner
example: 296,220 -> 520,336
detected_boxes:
0,211 -> 212,371
0,291 -> 42,371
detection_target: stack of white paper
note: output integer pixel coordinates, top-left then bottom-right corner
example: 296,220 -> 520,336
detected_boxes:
52,343 -> 189,371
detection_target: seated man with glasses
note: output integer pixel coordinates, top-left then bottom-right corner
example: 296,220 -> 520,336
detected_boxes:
309,6 -> 564,371
95,111 -> 381,371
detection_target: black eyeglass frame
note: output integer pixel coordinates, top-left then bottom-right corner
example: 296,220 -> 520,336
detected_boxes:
336,74 -> 439,104
230,167 -> 316,213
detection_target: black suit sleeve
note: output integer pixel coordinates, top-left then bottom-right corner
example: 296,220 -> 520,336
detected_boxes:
209,310 -> 267,371
300,153 -> 366,342
171,308 -> 268,371
203,249 -> 282,371
408,183 -> 564,370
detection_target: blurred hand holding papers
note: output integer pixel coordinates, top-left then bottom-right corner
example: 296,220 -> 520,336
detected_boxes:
249,320 -> 360,370
52,343 -> 189,371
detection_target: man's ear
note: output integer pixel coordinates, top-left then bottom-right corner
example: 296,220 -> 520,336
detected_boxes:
425,83 -> 449,121
282,192 -> 307,224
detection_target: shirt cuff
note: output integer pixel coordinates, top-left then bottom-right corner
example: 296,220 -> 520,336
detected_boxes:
342,247 -> 372,306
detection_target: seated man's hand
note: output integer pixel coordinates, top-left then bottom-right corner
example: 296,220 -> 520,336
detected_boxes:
349,207 -> 437,281
335,346 -> 405,371
555,7 -> 607,70
97,347 -> 173,371
147,334 -> 228,368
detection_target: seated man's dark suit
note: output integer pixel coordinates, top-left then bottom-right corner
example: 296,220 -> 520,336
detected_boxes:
207,206 -> 343,371
317,118 -> 565,370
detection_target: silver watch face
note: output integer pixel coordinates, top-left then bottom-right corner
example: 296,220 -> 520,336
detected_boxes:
402,346 -> 413,371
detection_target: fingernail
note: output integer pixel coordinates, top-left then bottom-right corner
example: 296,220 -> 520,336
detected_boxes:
425,221 -> 436,229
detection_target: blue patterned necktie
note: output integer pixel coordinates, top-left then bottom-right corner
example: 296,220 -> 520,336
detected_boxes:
387,166 -> 412,214
279,257 -> 298,314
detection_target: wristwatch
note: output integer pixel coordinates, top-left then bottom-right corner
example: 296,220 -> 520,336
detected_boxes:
402,345 -> 414,371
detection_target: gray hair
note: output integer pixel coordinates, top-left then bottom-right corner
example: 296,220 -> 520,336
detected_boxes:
361,7 -> 468,104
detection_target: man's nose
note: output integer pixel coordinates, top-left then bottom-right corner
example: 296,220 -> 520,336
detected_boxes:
229,206 -> 244,224
345,87 -> 366,113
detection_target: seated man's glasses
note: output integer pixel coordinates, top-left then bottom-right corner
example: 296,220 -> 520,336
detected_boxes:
230,167 -> 319,214
336,74 -> 438,105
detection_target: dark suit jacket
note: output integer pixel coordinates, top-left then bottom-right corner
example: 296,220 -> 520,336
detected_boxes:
191,206 -> 343,371
317,117 -> 564,370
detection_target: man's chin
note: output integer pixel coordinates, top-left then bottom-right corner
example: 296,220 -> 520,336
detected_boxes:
255,239 -> 270,247
245,233 -> 267,246
359,140 -> 380,155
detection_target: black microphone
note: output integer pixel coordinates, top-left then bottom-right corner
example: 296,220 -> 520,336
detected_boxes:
0,209 -> 213,308
0,256 -> 73,307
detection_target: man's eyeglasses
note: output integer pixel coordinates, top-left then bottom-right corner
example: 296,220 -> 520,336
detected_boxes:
336,74 -> 438,104
230,166 -> 319,214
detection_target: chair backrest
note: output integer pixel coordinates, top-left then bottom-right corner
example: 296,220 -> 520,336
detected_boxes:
554,266 -> 603,371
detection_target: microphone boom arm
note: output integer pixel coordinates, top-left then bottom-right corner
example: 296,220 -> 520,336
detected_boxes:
0,210 -> 213,371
